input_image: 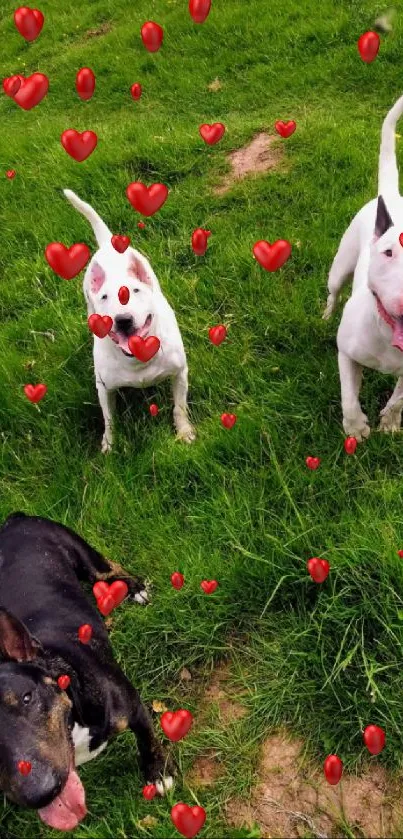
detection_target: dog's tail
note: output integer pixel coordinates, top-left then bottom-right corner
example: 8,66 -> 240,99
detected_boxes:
378,93 -> 403,199
63,189 -> 112,247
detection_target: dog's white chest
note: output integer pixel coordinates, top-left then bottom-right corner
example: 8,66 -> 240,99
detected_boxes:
72,723 -> 108,767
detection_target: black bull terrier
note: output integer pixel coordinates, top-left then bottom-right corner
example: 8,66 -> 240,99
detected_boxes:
0,512 -> 174,831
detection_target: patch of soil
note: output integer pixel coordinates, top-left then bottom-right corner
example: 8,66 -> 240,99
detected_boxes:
208,78 -> 223,92
202,663 -> 247,723
214,132 -> 284,196
83,21 -> 112,39
187,752 -> 224,787
226,731 -> 403,838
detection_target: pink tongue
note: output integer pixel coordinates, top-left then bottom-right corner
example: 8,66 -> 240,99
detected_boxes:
38,769 -> 87,832
392,320 -> 403,352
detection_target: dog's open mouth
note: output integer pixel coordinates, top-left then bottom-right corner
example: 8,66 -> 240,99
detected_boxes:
110,314 -> 153,356
374,294 -> 403,352
38,767 -> 87,831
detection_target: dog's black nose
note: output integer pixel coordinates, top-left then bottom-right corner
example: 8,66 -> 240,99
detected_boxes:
22,773 -> 63,809
115,314 -> 135,336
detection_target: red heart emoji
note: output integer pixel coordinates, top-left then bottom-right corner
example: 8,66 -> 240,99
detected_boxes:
13,73 -> 49,110
118,286 -> 130,304
3,75 -> 23,97
109,581 -> 129,606
171,572 -> 184,590
14,7 -> 44,41
138,221 -> 146,230
199,123 -> 225,145
131,83 -> 142,100
398,550 -> 403,558
143,784 -> 157,800
307,558 -> 330,584
189,0 -> 212,24
128,335 -> 160,362
344,436 -> 357,455
57,675 -> 71,691
171,803 -> 206,839
45,242 -> 90,279
97,594 -> 116,617
209,325 -> 227,346
88,314 -> 113,339
112,235 -> 130,253
6,169 -> 16,179
141,21 -> 164,52
306,456 -> 320,470
18,760 -> 32,776
191,228 -> 211,255
61,130 -> 98,162
149,403 -> 159,416
76,67 -> 96,101
253,240 -> 291,271
275,120 -> 296,138
93,581 -> 109,599
221,413 -> 236,429
399,233 -> 403,248
78,624 -> 92,644
201,580 -> 218,594
24,384 -> 47,403
363,725 -> 385,755
324,755 -> 343,785
161,710 -> 193,742
358,31 -> 380,63
126,182 -> 168,217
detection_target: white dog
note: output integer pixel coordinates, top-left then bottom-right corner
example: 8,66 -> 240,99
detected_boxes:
323,93 -> 403,441
63,190 -> 196,452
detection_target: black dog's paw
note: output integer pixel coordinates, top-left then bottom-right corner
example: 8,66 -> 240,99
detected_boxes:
109,574 -> 150,606
144,753 -> 176,795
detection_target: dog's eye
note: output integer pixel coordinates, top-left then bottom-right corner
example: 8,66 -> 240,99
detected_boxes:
384,249 -> 393,257
132,289 -> 140,294
101,294 -> 108,300
22,692 -> 32,705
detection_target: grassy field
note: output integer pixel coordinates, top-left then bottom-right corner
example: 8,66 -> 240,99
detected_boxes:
2,0 -> 403,836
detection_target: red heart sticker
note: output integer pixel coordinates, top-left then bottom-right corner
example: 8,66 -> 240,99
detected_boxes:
13,73 -> 49,110
191,228 -> 211,255
363,725 -> 385,755
93,580 -> 129,616
131,83 -> 142,100
253,240 -> 291,271
118,286 -> 130,304
344,436 -> 357,455
189,0 -> 212,24
199,123 -> 225,145
307,558 -> 330,584
221,413 -> 236,429
45,242 -> 90,280
149,403 -> 159,416
399,233 -> 403,248
97,594 -> 115,617
78,624 -> 92,644
171,572 -> 184,590
126,182 -> 168,216
398,550 -> 403,558
141,21 -> 164,52
18,760 -> 32,776
324,755 -> 343,785
171,803 -> 206,839
76,68 -> 96,101
275,120 -> 296,138
112,235 -> 130,253
143,784 -> 157,800
88,314 -> 113,338
14,7 -> 44,41
57,675 -> 71,690
358,31 -> 380,63
161,710 -> 193,742
24,384 -> 47,403
138,221 -> 146,230
209,325 -> 227,346
3,75 -> 23,97
128,335 -> 160,362
306,456 -> 320,470
201,580 -> 218,594
93,581 -> 109,599
61,130 -> 98,162
6,169 -> 16,179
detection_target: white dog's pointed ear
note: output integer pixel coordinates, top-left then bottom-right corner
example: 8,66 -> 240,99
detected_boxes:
89,260 -> 106,294
128,251 -> 157,289
375,195 -> 394,239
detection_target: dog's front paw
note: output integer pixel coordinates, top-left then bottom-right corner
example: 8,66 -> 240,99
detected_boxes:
343,415 -> 370,442
379,409 -> 402,434
176,423 -> 196,444
146,755 -> 176,796
122,575 -> 151,606
101,433 -> 113,454
322,293 -> 336,320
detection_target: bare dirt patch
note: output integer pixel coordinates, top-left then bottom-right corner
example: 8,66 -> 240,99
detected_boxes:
226,730 -> 403,838
187,752 -> 224,788
83,21 -> 112,39
202,663 -> 248,723
208,78 -> 223,92
214,132 -> 284,196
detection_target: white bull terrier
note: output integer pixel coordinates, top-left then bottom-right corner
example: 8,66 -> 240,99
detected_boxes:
63,190 -> 196,452
323,93 -> 403,441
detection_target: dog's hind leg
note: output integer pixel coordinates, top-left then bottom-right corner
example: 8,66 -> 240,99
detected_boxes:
96,380 -> 115,454
323,218 -> 360,320
379,376 -> 403,432
172,367 -> 196,443
338,351 -> 370,441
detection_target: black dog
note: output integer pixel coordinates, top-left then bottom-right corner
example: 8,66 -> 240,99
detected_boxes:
0,512 -> 174,831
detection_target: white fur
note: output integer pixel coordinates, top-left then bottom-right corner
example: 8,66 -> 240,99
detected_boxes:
323,93 -> 403,440
72,723 -> 108,767
63,190 -> 196,452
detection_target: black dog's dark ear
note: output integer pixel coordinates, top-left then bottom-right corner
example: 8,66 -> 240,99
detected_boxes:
375,195 -> 394,238
0,609 -> 42,662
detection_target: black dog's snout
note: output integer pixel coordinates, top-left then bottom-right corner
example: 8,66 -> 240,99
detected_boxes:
115,314 -> 135,336
22,772 -> 63,810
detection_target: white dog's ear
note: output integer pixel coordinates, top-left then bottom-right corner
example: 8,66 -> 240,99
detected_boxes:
89,260 -> 106,294
374,195 -> 394,239
128,251 -> 159,290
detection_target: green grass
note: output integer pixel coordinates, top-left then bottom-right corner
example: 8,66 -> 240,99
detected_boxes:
2,0 -> 403,836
